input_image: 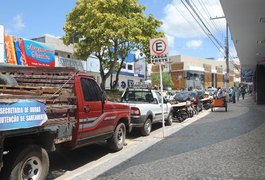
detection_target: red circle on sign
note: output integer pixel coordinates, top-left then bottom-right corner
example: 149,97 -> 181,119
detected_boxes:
152,39 -> 167,55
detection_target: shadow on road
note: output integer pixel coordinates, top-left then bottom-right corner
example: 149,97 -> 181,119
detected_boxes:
96,100 -> 265,179
48,122 -> 163,179
47,143 -> 110,179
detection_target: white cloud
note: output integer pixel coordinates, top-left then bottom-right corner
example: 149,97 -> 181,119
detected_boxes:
165,34 -> 175,48
186,40 -> 203,49
161,0 -> 225,38
169,49 -> 179,56
12,14 -> 25,31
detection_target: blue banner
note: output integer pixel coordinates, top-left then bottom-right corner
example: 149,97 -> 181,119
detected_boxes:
14,40 -> 24,65
0,100 -> 48,131
23,39 -> 55,64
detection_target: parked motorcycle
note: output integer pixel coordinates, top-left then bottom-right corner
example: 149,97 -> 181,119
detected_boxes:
171,103 -> 189,122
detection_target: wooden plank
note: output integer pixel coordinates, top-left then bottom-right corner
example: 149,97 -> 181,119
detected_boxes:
13,74 -> 74,80
46,105 -> 77,110
0,66 -> 78,74
44,117 -> 76,127
17,82 -> 73,88
0,89 -> 42,95
0,84 -> 43,90
15,77 -> 74,84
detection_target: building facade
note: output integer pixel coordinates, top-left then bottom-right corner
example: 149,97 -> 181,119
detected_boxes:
152,55 -> 241,90
32,35 -> 146,90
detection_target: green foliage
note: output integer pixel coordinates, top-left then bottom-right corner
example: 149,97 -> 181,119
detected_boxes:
151,72 -> 174,89
63,0 -> 164,89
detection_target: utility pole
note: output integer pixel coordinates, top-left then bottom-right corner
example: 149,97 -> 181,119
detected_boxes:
210,16 -> 229,89
225,21 -> 229,89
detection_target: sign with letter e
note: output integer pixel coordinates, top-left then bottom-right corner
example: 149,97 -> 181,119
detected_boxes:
150,38 -> 168,64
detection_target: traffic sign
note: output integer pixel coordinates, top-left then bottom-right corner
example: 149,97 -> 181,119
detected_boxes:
150,38 -> 168,63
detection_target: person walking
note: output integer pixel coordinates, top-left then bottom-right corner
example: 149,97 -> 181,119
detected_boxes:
231,87 -> 236,103
241,85 -> 246,100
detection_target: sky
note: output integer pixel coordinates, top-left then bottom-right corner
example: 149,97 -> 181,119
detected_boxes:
0,0 -> 238,61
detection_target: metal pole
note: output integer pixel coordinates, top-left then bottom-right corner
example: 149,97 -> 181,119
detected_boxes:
159,62 -> 165,138
225,21 -> 229,89
210,16 -> 229,89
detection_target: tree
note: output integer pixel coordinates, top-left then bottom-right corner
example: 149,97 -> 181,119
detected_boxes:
63,0 -> 164,90
151,72 -> 174,90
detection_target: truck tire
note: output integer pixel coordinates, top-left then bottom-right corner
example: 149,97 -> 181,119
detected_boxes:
1,145 -> 49,180
0,74 -> 18,85
165,112 -> 173,126
107,122 -> 126,152
141,118 -> 152,136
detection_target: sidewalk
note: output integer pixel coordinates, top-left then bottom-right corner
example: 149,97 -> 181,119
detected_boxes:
94,94 -> 265,180
54,94 -> 265,180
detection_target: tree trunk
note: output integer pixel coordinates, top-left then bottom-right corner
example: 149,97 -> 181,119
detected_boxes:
110,73 -> 113,90
113,58 -> 125,89
101,76 -> 106,90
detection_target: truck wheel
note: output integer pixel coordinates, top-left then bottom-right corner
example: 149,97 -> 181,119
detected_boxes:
165,112 -> 173,126
2,145 -> 49,180
107,122 -> 126,152
0,74 -> 18,85
141,118 -> 152,136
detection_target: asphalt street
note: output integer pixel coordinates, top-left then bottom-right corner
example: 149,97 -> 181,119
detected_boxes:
54,95 -> 265,180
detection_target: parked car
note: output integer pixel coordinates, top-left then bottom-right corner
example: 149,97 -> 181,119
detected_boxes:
120,88 -> 173,136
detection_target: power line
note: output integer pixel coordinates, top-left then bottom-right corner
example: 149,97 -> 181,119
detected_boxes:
173,0 -> 205,35
168,0 -> 239,71
183,0 -> 225,50
180,0 -> 239,71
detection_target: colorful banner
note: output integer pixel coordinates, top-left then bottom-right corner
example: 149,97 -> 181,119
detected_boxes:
14,39 -> 24,65
18,38 -> 28,65
4,35 -> 17,65
0,100 -> 48,131
23,39 -> 55,67
3,35 -> 55,67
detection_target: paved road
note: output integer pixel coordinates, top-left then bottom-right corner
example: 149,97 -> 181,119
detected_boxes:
54,95 -> 265,180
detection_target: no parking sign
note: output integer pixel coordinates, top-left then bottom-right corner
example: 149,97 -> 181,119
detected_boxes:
149,37 -> 168,138
150,38 -> 168,64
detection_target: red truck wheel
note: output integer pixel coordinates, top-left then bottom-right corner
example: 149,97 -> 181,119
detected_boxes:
107,123 -> 126,152
1,145 -> 49,180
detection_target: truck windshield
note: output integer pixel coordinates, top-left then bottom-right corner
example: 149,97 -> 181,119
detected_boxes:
122,91 -> 153,102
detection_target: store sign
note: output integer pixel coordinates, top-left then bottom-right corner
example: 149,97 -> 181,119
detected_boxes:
3,35 -> 55,67
56,57 -> 86,71
24,39 -> 55,67
150,38 -> 168,63
0,100 -> 48,131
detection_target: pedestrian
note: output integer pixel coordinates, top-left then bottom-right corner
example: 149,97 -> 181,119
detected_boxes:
217,88 -> 226,99
236,87 -> 240,101
231,87 -> 236,103
240,85 -> 246,100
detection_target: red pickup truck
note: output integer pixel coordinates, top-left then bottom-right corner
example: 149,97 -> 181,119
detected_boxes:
0,66 -> 131,180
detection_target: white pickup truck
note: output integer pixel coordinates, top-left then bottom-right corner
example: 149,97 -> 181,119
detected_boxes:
121,88 -> 173,136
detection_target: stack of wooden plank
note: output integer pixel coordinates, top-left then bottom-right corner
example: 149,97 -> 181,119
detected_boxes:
0,66 -> 80,128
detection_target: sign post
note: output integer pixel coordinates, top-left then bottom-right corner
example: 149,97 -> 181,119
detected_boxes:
150,38 -> 168,138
